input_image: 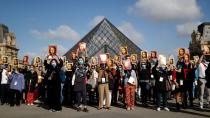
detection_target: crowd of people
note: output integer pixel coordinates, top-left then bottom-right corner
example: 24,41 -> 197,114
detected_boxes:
0,42 -> 210,113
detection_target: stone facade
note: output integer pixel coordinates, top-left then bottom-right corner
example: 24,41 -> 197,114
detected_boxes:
0,24 -> 19,65
189,22 -> 210,59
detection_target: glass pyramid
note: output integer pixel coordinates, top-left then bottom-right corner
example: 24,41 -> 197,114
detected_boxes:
64,18 -> 142,61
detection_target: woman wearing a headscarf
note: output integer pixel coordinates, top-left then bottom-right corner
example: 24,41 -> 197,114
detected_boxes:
44,58 -> 63,112
152,55 -> 170,111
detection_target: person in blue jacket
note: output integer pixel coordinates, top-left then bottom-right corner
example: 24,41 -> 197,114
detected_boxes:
9,68 -> 25,106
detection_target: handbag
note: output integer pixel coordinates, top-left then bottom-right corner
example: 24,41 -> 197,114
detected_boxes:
165,78 -> 172,91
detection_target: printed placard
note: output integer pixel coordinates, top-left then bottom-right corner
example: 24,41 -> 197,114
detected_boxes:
102,78 -> 106,83
159,77 -> 164,82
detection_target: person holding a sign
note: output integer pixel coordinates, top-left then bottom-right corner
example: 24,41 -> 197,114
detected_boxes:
123,59 -> 138,111
149,51 -> 158,104
166,56 -> 176,100
114,55 -> 121,65
197,51 -> 209,109
44,57 -> 63,112
87,64 -> 98,105
182,54 -> 194,108
173,48 -> 186,110
138,52 -> 151,107
36,66 -> 45,104
71,52 -> 77,64
63,63 -> 74,106
205,61 -> 210,107
105,59 -> 115,107
25,65 -> 38,106
152,55 -> 170,112
0,65 -> 9,105
9,68 -> 25,107
97,54 -> 110,110
72,57 -> 89,112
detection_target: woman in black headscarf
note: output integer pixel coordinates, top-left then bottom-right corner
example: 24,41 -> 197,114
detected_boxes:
44,58 -> 63,112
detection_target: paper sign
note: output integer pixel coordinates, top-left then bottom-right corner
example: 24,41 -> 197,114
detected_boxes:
123,59 -> 131,70
194,80 -> 198,85
172,84 -> 176,91
158,55 -> 166,66
102,78 -> 106,83
14,81 -> 17,86
100,54 -> 107,64
128,76 -> 135,84
79,42 -> 86,50
180,80 -> 183,85
169,75 -> 172,80
159,77 -> 164,82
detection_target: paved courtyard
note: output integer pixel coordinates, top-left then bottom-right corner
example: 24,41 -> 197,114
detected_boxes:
0,102 -> 210,118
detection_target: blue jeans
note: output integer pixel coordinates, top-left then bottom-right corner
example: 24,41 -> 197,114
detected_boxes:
140,82 -> 150,105
60,83 -> 64,104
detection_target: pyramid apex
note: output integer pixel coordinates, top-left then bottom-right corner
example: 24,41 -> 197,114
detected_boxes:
97,17 -> 108,24
98,17 -> 112,23
102,17 -> 107,21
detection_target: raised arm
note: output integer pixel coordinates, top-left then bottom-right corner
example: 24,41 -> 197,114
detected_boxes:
198,50 -> 206,64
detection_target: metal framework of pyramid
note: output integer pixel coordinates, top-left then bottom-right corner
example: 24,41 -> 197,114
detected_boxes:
64,18 -> 142,61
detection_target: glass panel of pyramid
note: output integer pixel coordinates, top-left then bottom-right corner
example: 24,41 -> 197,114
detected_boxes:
64,18 -> 142,61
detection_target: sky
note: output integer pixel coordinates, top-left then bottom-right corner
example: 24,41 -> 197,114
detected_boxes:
0,0 -> 210,61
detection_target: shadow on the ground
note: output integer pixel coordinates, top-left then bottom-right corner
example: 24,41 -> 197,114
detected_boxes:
34,100 -> 210,118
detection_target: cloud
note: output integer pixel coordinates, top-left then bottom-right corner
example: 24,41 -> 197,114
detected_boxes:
129,0 -> 202,22
30,30 -> 43,39
118,21 -> 144,45
30,25 -> 80,40
89,15 -> 105,27
176,21 -> 201,37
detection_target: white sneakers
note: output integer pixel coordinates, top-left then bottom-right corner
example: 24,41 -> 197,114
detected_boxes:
157,107 -> 161,111
164,107 -> 170,111
27,103 -> 34,106
156,107 -> 170,111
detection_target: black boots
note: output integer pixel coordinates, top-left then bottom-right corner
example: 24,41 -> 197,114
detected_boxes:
176,103 -> 180,111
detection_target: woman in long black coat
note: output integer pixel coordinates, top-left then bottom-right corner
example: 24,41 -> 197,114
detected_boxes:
73,57 -> 88,112
44,58 -> 63,112
63,67 -> 74,106
152,61 -> 170,111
